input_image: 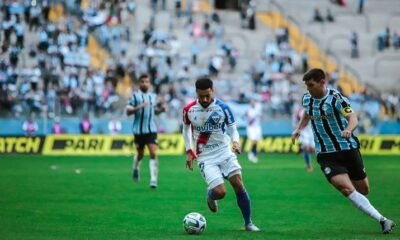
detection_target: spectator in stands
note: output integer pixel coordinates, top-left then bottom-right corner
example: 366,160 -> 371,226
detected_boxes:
108,117 -> 122,135
240,1 -> 248,28
29,4 -> 41,31
326,8 -> 335,22
22,113 -> 38,136
191,39 -> 199,65
127,1 -> 137,15
377,32 -> 385,51
52,117 -> 63,134
80,114 -> 92,134
358,0 -> 365,14
393,32 -> 400,49
301,51 -> 309,73
330,0 -> 346,7
45,82 -> 58,118
25,80 -> 44,114
350,31 -> 359,58
377,27 -> 392,51
211,11 -> 220,23
175,0 -> 182,19
2,15 -> 13,47
41,0 -> 50,21
313,8 -> 324,22
14,17 -> 25,49
250,57 -> 266,92
247,1 -> 256,30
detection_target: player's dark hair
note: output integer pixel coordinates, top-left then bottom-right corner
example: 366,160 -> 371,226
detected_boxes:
195,77 -> 213,90
303,68 -> 326,82
139,73 -> 149,81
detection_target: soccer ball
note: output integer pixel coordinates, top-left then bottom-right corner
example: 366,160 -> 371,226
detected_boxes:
183,212 -> 206,234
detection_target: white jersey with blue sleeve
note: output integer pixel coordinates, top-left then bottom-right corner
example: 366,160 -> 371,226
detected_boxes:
182,98 -> 237,162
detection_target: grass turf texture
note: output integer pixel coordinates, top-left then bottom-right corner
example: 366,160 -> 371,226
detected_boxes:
0,154 -> 399,240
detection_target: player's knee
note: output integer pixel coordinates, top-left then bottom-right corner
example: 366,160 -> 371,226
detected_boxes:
358,185 -> 370,195
333,183 -> 354,196
340,187 -> 355,197
213,188 -> 226,199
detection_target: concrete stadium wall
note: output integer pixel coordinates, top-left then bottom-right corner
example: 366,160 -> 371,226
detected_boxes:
1,119 -> 399,136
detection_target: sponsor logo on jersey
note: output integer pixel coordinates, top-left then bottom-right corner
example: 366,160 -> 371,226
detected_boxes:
204,143 -> 220,150
194,122 -> 223,132
210,112 -> 222,124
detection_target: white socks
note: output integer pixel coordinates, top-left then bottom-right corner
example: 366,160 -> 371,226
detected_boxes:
132,155 -> 140,170
348,191 -> 385,222
149,159 -> 158,182
133,156 -> 158,183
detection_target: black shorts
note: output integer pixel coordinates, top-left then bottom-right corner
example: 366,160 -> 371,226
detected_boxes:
317,149 -> 367,182
134,133 -> 158,150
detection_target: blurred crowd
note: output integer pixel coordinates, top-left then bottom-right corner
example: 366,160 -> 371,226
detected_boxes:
1,0 -> 399,136
0,0 -> 120,120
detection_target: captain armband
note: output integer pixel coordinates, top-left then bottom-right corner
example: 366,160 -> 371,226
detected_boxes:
341,106 -> 353,116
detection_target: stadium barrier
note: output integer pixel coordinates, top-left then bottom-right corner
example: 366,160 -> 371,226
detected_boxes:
0,135 -> 399,155
0,136 -> 45,154
42,134 -> 184,156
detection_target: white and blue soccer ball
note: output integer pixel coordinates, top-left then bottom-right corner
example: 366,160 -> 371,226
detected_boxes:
183,212 -> 206,234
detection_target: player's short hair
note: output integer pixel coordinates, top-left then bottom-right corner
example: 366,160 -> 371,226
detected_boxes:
303,68 -> 326,82
139,73 -> 149,81
195,77 -> 213,90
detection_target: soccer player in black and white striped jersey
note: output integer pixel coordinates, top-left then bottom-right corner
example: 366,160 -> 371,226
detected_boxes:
292,68 -> 395,234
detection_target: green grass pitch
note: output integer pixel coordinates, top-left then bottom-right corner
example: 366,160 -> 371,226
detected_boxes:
0,153 -> 399,239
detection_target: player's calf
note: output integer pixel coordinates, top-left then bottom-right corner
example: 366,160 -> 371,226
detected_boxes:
207,196 -> 218,213
132,168 -> 140,182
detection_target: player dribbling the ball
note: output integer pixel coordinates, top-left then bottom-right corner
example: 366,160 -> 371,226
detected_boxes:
182,77 -> 260,232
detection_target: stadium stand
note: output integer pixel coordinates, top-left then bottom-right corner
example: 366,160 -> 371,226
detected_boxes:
0,0 -> 398,135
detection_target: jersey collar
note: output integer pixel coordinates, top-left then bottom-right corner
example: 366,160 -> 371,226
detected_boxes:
196,98 -> 216,109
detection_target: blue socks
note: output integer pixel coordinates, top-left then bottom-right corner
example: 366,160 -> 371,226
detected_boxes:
208,189 -> 215,200
304,152 -> 311,168
236,189 -> 252,225
251,144 -> 257,156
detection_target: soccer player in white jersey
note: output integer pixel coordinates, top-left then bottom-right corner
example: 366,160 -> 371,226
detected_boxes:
292,103 -> 315,172
244,99 -> 262,163
182,77 -> 260,232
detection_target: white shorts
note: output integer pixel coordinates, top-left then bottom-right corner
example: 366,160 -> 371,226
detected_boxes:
247,126 -> 262,141
299,130 -> 315,148
198,154 -> 242,189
